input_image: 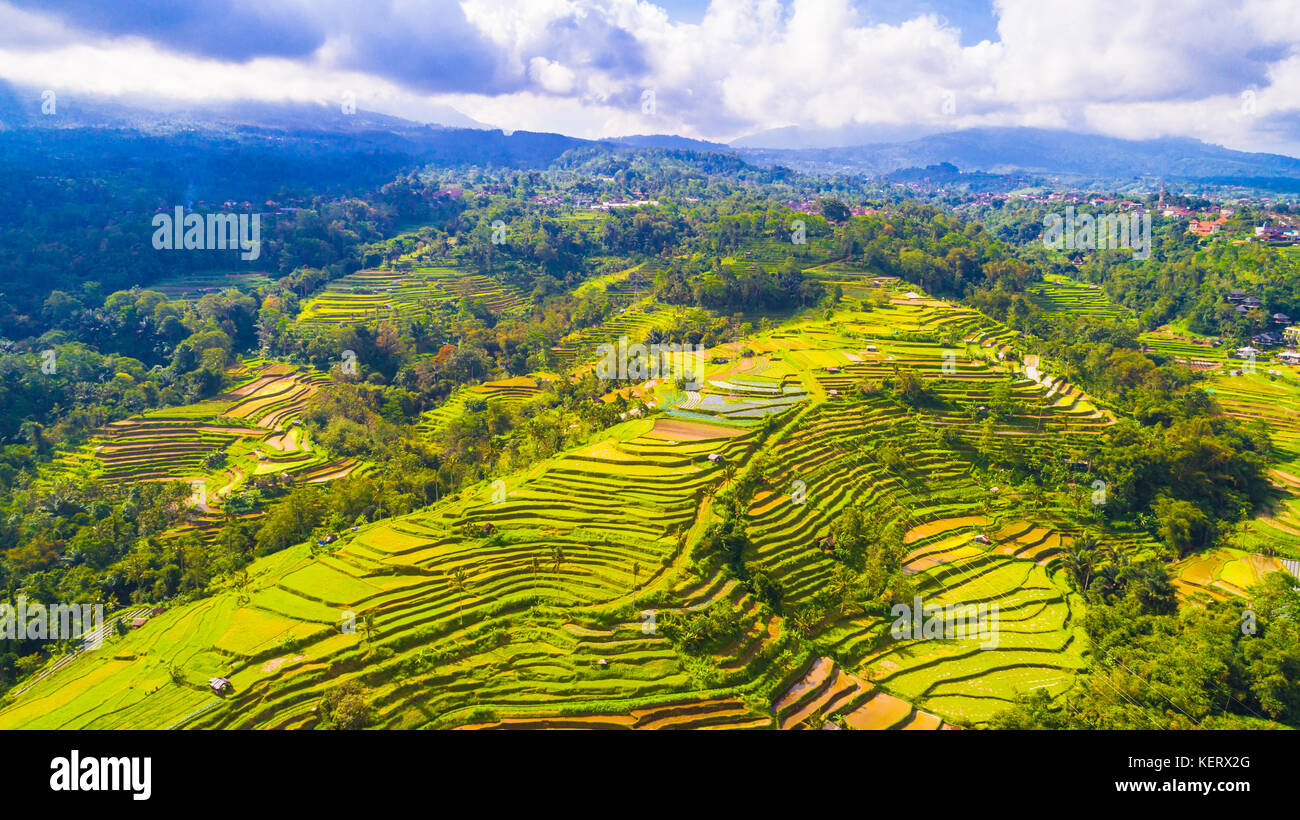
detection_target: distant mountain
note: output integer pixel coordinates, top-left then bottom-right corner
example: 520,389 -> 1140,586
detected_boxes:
0,83 -> 586,194
4,85 -> 1296,193
0,84 -> 589,206
730,122 -> 946,150
736,127 -> 1300,184
610,134 -> 731,153
0,82 -> 487,133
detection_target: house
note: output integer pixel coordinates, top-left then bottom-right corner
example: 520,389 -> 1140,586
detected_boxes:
1228,290 -> 1247,302
130,616 -> 149,629
1274,313 -> 1292,326
1189,217 -> 1225,238
316,533 -> 338,546
1243,296 -> 1263,309
707,453 -> 724,463
1234,346 -> 1261,359
1279,351 -> 1300,365
208,677 -> 232,694
1284,327 -> 1300,346
1254,331 -> 1283,347
973,534 -> 992,545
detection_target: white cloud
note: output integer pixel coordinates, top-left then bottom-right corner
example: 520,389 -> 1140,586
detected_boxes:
528,56 -> 577,93
0,0 -> 1295,154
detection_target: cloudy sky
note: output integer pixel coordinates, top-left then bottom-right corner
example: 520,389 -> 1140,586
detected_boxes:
1,0 -> 1298,154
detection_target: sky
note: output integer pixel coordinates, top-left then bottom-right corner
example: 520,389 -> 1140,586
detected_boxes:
0,0 -> 1297,155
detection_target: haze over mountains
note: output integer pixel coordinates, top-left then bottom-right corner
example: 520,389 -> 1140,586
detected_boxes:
2,82 -> 1297,191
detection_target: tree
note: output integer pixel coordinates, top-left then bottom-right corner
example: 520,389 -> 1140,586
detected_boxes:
319,681 -> 370,730
1064,531 -> 1102,593
818,198 -> 851,224
362,612 -> 376,645
1123,560 -> 1178,616
826,564 -> 865,616
449,568 -> 469,627
1153,495 -> 1214,556
893,368 -> 928,406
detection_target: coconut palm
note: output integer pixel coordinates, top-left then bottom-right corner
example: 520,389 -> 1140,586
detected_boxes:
449,568 -> 469,627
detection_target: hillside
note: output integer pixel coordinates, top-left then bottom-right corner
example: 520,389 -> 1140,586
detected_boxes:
0,269 -> 1172,730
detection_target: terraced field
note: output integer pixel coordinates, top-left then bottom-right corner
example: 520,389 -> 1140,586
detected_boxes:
803,261 -> 893,302
1028,275 -> 1130,319
416,377 -> 547,439
149,271 -> 276,300
1208,368 -> 1300,555
19,265 -> 1257,731
856,523 -> 1088,725
1170,547 -> 1287,603
1141,327 -> 1228,369
2,286 -> 1137,730
0,416 -> 784,729
297,267 -> 530,330
728,303 -> 1114,724
47,363 -> 364,542
551,302 -> 676,370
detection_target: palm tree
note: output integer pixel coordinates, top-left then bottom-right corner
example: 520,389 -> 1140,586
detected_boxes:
828,565 -> 861,616
449,568 -> 468,627
1062,532 -> 1099,596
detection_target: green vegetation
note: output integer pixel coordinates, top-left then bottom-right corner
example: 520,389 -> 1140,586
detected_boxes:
2,153 -> 1296,731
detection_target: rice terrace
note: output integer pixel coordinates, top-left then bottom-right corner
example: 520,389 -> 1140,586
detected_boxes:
8,188 -> 1299,735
